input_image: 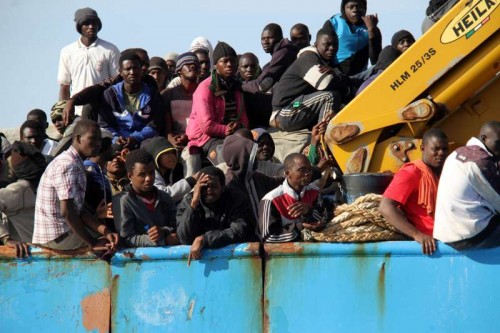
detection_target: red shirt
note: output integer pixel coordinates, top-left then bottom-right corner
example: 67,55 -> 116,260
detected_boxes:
383,164 -> 435,236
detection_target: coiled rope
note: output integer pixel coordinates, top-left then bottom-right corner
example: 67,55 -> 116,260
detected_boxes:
302,193 -> 407,242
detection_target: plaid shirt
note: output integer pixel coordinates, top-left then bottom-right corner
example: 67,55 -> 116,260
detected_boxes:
33,146 -> 87,244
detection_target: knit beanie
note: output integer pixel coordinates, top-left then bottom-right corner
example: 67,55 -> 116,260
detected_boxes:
391,30 -> 416,50
212,42 -> 237,65
164,52 -> 179,62
74,7 -> 102,33
373,46 -> 401,72
175,52 -> 200,72
148,57 -> 168,73
190,37 -> 214,58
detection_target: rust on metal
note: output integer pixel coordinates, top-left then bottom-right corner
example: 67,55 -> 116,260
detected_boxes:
261,295 -> 270,333
331,123 -> 360,144
378,262 -> 386,317
81,288 -> 110,333
264,243 -> 305,255
245,242 -> 261,255
346,147 -> 367,173
398,99 -> 435,121
187,300 -> 196,320
377,253 -> 391,320
0,245 -> 95,260
390,139 -> 418,163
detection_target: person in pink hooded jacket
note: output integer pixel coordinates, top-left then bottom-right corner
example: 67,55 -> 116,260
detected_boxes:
186,41 -> 249,166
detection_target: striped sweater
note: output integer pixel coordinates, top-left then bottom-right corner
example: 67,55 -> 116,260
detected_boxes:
259,179 -> 328,243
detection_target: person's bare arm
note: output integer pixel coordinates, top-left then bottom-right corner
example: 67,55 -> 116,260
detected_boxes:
80,200 -> 119,249
378,197 -> 435,255
60,199 -> 95,247
59,85 -> 70,101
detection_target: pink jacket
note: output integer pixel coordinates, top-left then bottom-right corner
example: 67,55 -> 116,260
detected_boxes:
186,77 -> 249,148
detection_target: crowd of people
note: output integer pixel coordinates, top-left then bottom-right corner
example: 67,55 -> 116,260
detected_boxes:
1,1 -> 498,260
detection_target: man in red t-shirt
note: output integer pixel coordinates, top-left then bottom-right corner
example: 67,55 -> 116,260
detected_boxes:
379,128 -> 449,255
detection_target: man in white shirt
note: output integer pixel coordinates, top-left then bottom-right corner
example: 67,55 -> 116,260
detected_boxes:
434,121 -> 500,250
57,7 -> 120,117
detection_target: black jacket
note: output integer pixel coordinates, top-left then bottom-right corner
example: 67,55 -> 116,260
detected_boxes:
176,188 -> 256,247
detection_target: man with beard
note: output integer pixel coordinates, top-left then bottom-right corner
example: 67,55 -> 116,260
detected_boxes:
379,128 -> 449,255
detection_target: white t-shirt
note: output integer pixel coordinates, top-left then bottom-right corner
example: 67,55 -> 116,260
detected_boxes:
57,37 -> 120,115
433,137 -> 500,242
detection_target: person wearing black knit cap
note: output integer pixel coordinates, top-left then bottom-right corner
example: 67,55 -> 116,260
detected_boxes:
57,7 -> 120,117
185,41 -> 249,167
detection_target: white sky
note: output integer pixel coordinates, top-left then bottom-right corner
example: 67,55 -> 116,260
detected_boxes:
0,0 -> 427,129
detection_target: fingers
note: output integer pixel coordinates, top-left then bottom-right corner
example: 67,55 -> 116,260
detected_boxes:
21,243 -> 30,258
148,226 -> 161,243
430,239 -> 436,254
190,250 -> 202,260
303,222 -> 324,231
288,204 -> 305,218
107,233 -> 119,248
15,243 -> 21,258
422,238 -> 436,255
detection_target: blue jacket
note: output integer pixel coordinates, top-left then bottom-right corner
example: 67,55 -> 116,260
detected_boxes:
324,14 -> 382,75
98,81 -> 163,143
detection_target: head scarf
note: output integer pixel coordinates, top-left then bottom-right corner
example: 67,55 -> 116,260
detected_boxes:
10,141 -> 47,190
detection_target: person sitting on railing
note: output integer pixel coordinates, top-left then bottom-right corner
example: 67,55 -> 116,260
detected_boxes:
379,128 -> 449,255
113,149 -> 179,247
434,121 -> 500,250
177,166 -> 255,261
32,119 -> 119,251
0,142 -> 47,258
259,153 -> 329,243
